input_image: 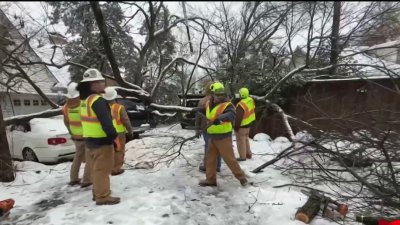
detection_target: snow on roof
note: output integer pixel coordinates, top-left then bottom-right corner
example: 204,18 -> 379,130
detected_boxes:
368,40 -> 400,50
311,75 -> 399,82
340,46 -> 400,78
31,42 -> 70,87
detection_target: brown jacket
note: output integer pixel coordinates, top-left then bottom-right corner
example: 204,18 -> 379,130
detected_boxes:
234,105 -> 245,130
118,104 -> 133,135
195,95 -> 212,132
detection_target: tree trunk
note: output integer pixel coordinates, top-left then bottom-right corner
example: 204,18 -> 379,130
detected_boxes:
181,1 -> 193,53
0,104 -> 15,182
329,1 -> 341,75
295,195 -> 322,224
90,2 -> 126,87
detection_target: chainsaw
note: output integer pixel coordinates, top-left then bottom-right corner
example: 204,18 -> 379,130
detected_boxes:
301,189 -> 349,220
0,199 -> 15,221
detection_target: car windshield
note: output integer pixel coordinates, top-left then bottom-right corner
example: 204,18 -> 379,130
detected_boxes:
186,100 -> 199,107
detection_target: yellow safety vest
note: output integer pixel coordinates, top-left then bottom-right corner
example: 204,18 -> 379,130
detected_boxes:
236,97 -> 256,126
63,104 -> 83,139
111,103 -> 126,134
206,101 -> 233,134
80,94 -> 107,138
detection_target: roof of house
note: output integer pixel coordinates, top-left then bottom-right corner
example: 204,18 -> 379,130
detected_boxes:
0,8 -> 62,95
311,75 -> 400,83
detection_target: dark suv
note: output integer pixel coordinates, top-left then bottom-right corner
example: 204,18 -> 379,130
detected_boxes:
178,94 -> 204,129
115,97 -> 156,140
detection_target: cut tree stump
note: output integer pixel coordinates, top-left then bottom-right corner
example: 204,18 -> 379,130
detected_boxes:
295,195 -> 322,224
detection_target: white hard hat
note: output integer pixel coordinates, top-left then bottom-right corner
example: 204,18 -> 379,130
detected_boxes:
80,68 -> 105,83
103,87 -> 118,100
65,82 -> 79,99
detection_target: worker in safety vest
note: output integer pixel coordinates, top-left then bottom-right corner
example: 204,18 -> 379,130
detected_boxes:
63,82 -> 92,188
103,87 -> 133,176
195,81 -> 222,173
77,68 -> 120,205
235,88 -> 256,161
198,82 -> 248,187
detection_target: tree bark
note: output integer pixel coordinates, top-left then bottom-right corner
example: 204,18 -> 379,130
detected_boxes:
0,104 -> 15,182
90,2 -> 126,87
329,1 -> 341,75
181,1 -> 193,53
295,195 -> 322,224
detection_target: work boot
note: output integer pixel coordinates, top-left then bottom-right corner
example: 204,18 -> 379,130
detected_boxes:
240,178 -> 248,187
68,179 -> 81,186
96,196 -> 121,205
236,158 -> 246,161
246,154 -> 252,159
81,182 -> 92,188
111,169 -> 125,176
198,180 -> 217,187
199,165 -> 206,172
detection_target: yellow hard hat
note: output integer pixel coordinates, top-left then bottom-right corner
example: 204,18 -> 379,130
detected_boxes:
210,82 -> 225,94
239,87 -> 249,98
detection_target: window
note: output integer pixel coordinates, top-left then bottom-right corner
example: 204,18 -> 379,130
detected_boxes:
33,100 -> 39,106
13,99 -> 21,106
41,100 -> 47,106
24,99 -> 31,106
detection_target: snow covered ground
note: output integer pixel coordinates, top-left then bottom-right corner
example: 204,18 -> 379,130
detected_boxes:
0,125 -> 358,225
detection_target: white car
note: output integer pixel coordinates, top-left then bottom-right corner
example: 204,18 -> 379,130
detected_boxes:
6,116 -> 75,163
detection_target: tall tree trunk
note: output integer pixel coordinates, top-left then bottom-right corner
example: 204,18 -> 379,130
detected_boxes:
0,104 -> 15,182
181,1 -> 193,53
329,1 -> 341,75
90,2 -> 127,87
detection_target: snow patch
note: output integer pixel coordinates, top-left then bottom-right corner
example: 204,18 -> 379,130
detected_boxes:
253,133 -> 272,142
273,136 -> 290,143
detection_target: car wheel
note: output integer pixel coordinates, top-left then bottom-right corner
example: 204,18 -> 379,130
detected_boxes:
23,148 -> 39,162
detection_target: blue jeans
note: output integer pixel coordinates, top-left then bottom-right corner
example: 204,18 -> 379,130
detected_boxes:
203,132 -> 221,169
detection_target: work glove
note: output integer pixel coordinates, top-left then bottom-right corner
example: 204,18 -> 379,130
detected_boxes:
127,132 -> 134,140
213,118 -> 222,125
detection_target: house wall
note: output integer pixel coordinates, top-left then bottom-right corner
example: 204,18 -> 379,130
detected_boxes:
250,78 -> 400,139
0,92 -> 61,118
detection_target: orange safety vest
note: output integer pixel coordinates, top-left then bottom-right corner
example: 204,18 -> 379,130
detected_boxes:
111,103 -> 126,134
236,97 -> 256,126
62,104 -> 83,139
